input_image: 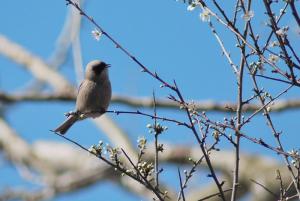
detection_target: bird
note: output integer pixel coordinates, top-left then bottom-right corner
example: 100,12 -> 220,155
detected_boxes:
53,60 -> 112,134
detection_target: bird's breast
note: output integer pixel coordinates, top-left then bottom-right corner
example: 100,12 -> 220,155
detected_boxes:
75,80 -> 111,116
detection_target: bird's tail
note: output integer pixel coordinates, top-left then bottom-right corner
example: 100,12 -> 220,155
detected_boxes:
53,115 -> 78,135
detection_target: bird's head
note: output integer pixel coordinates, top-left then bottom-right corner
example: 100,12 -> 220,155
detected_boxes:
85,60 -> 110,82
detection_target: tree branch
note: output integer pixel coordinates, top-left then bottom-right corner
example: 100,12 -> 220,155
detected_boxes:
2,91 -> 300,113
0,35 -> 74,94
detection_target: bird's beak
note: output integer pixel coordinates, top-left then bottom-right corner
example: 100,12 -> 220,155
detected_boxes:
106,64 -> 111,68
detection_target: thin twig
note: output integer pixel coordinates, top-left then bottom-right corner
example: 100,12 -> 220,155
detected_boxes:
121,148 -> 164,201
65,0 -> 176,91
198,188 -> 233,201
172,81 -> 226,201
290,0 -> 300,27
106,110 -> 189,128
177,168 -> 186,201
246,56 -> 300,198
208,21 -> 238,75
153,91 -> 160,189
263,0 -> 296,83
243,84 -> 294,125
176,141 -> 219,201
250,179 -> 277,198
50,131 -> 150,189
277,170 -> 285,200
231,0 -> 251,198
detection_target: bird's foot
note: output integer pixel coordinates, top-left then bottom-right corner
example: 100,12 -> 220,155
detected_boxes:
64,111 -> 79,117
83,109 -> 106,118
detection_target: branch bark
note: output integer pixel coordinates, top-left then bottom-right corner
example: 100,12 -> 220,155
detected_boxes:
1,91 -> 300,113
0,35 -> 74,93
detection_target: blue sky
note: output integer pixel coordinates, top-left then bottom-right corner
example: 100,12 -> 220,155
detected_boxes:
1,0 -> 300,200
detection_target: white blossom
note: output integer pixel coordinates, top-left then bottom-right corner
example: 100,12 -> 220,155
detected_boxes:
269,41 -> 280,47
91,29 -> 102,41
276,26 -> 289,37
187,4 -> 196,11
199,7 -> 210,22
242,10 -> 254,22
268,54 -> 279,63
279,8 -> 286,15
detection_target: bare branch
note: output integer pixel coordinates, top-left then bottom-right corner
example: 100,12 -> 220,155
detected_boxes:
0,35 -> 74,93
3,92 -> 300,113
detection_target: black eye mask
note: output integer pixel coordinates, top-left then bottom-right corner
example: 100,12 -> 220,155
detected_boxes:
93,63 -> 107,75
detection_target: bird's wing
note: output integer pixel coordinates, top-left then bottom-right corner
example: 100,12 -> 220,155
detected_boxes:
78,82 -> 83,94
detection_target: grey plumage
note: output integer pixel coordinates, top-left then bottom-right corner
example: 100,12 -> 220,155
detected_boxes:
53,60 -> 112,134
53,115 -> 78,135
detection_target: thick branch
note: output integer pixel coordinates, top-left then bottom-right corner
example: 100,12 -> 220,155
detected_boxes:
0,35 -> 74,93
1,92 -> 300,113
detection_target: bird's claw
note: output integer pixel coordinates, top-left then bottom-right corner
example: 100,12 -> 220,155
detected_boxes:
64,111 -> 79,117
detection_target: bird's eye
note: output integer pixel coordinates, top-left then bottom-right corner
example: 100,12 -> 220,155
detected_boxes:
93,66 -> 102,74
93,63 -> 107,74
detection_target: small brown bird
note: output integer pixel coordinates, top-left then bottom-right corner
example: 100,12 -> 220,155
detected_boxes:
53,60 -> 112,134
